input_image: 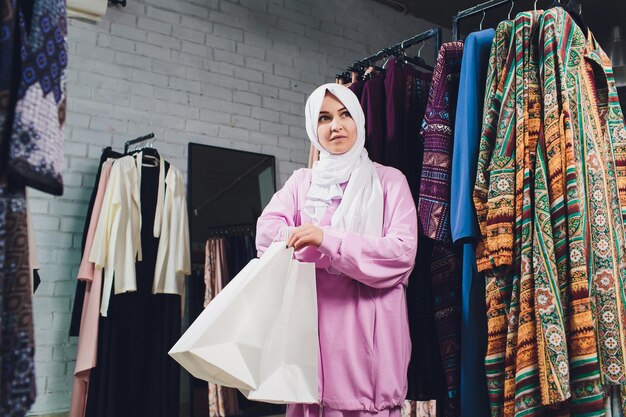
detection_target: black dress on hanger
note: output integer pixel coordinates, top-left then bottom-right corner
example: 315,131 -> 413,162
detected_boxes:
85,158 -> 181,417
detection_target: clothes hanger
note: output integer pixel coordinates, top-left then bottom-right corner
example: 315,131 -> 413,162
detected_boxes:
508,0 -> 515,19
400,40 -> 409,65
395,40 -> 414,67
127,136 -> 160,167
479,10 -> 486,31
382,57 -> 392,69
413,41 -> 428,68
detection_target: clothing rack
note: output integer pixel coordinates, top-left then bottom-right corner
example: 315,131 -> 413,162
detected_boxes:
452,0 -> 513,40
452,0 -> 581,40
337,27 -> 442,81
206,222 -> 256,237
124,132 -> 155,153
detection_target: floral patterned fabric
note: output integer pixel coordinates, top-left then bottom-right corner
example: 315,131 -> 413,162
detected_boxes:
7,0 -> 67,196
0,182 -> 36,417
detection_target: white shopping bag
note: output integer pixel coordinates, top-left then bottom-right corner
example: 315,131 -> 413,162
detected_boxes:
169,242 -> 319,404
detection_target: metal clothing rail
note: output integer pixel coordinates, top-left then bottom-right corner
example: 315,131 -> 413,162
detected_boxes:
206,222 -> 256,237
337,27 -> 442,81
452,0 -> 513,40
452,0 -> 582,40
124,132 -> 155,153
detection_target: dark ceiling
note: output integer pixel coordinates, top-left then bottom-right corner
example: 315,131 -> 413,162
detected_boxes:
375,0 -> 624,48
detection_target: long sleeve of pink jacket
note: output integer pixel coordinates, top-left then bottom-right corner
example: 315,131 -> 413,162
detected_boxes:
256,165 -> 418,288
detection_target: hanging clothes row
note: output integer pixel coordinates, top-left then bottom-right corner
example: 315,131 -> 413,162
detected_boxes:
68,143 -> 191,417
436,3 -> 626,417
472,6 -> 626,417
0,0 -> 68,416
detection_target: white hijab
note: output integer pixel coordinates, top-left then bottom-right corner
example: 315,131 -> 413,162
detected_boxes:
304,83 -> 383,237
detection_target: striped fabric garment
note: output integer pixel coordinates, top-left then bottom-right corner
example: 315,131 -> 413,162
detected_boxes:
418,41 -> 464,417
535,8 -> 605,416
478,6 -> 626,417
475,20 -> 514,417
504,11 -> 546,417
418,42 -> 464,243
545,7 -> 626,388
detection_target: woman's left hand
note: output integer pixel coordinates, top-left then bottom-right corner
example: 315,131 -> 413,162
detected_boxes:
287,224 -> 324,250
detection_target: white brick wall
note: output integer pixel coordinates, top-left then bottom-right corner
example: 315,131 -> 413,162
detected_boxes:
28,0 -> 444,414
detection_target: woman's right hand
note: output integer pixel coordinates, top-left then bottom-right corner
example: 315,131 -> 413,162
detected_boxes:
287,224 -> 324,251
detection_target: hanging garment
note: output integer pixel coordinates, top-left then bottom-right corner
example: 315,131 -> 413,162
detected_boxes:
0,184 -> 4,409
473,20 -> 514,417
543,7 -> 626,387
417,41 -> 464,417
216,238 -> 242,417
449,28 -> 494,417
418,42 -> 464,243
89,154 -> 143,316
204,239 -> 218,307
69,160 -> 114,417
478,13 -> 549,417
0,0 -> 17,152
205,238 -> 226,417
537,9 -> 606,411
226,234 -> 246,282
70,147 -> 123,337
85,161 -> 181,417
377,61 -> 443,405
349,78 -> 365,101
187,263 -> 210,416
504,12 -> 546,417
8,0 -> 67,196
384,58 -> 425,197
403,62 -> 447,406
0,183 -> 36,417
473,19 -> 513,274
152,163 -> 191,297
361,73 -> 387,164
406,237 -> 446,404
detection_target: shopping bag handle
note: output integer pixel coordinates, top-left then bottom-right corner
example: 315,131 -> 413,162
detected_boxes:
271,225 -> 293,246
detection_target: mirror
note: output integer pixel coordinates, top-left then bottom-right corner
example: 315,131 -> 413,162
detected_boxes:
188,143 -> 276,240
186,143 -> 280,417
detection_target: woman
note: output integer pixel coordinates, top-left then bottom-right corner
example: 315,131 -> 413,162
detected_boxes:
256,84 -> 418,417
